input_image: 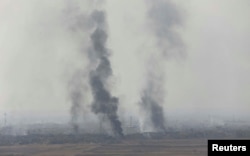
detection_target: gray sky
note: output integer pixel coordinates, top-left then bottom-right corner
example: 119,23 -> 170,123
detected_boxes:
0,0 -> 250,124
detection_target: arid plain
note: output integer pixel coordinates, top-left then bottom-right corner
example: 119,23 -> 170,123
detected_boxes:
0,138 -> 206,156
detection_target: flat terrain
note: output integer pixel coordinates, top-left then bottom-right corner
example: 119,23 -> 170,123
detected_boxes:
0,139 -> 207,156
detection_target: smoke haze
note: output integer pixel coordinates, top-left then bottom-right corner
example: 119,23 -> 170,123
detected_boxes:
0,0 -> 250,130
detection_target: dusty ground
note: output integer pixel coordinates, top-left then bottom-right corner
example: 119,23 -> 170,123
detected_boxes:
0,139 -> 207,156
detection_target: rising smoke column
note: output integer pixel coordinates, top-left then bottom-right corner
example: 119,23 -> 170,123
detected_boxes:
88,10 -> 123,137
65,1 -> 90,134
140,0 -> 184,132
140,67 -> 167,132
148,0 -> 184,55
65,1 -> 123,136
69,71 -> 86,134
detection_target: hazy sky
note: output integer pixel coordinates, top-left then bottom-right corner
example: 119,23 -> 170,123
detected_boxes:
0,0 -> 250,124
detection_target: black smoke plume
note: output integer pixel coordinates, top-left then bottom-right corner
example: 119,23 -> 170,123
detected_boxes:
88,10 -> 123,137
